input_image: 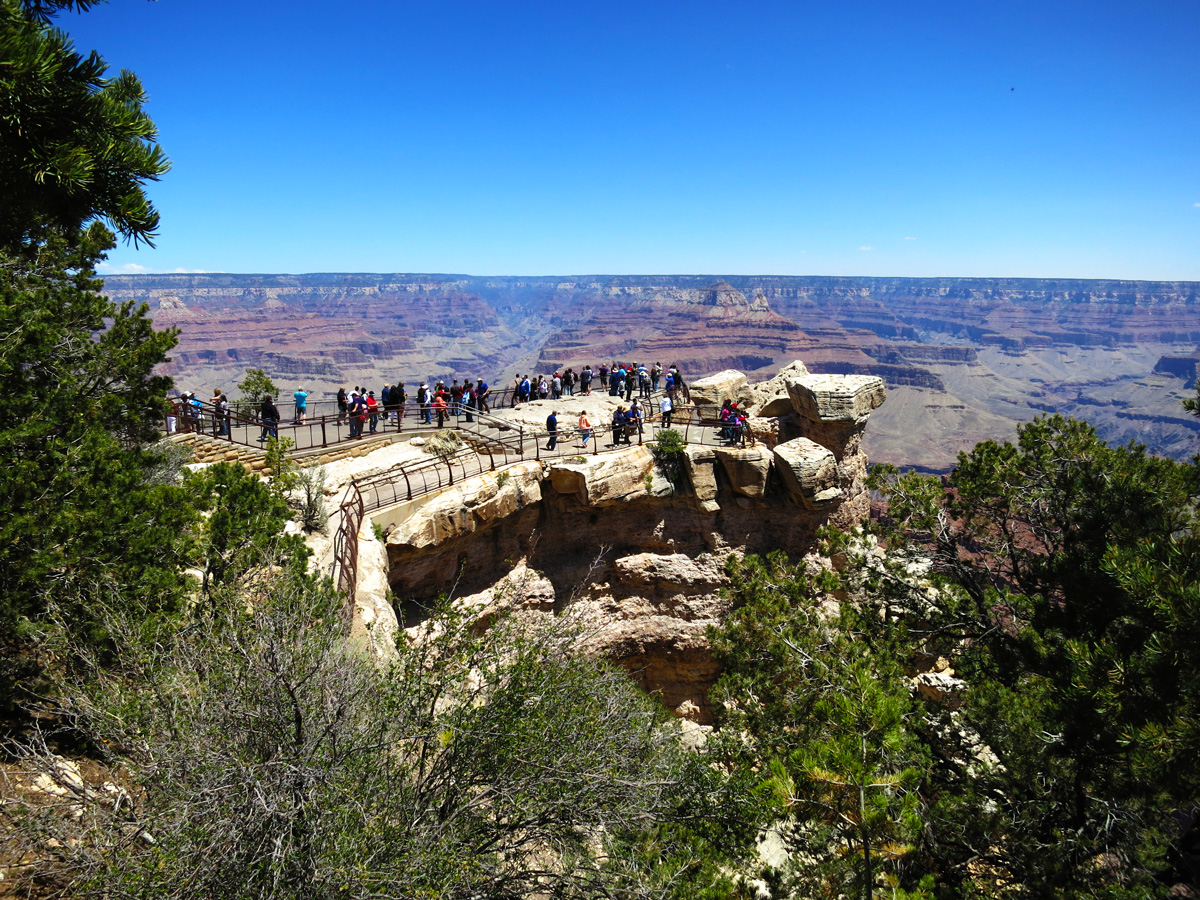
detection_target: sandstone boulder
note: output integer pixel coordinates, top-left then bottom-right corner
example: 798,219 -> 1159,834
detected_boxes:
713,445 -> 773,498
788,374 -> 886,424
547,446 -> 669,506
773,437 -> 841,508
689,369 -> 753,409
744,415 -> 783,448
385,461 -> 543,551
613,552 -> 727,596
747,359 -> 810,416
683,446 -> 718,505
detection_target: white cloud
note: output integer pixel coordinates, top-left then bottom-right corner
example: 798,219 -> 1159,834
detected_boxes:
97,262 -> 149,274
859,245 -> 874,251
904,236 -> 917,240
96,263 -> 215,274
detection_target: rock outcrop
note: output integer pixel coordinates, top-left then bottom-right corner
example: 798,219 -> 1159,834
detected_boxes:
330,359 -> 889,721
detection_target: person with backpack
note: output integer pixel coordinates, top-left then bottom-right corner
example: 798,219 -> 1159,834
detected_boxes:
417,383 -> 431,424
659,392 -> 673,429
259,395 -> 280,442
348,391 -> 365,438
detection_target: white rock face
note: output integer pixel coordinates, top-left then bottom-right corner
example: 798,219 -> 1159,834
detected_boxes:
712,446 -> 774,498
613,552 -> 727,594
773,437 -> 842,508
787,374 -> 887,424
350,527 -> 400,657
689,369 -> 752,409
747,360 -> 810,416
385,461 -> 544,550
547,447 -> 667,506
683,446 -> 719,504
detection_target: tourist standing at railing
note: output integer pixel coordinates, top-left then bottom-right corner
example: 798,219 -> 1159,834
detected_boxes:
659,393 -> 673,428
417,383 -> 432,424
612,406 -> 631,445
348,392 -> 363,438
578,410 -> 592,447
392,382 -> 407,423
652,362 -> 662,393
552,372 -> 562,399
382,384 -> 393,422
217,393 -> 230,436
665,369 -> 676,404
209,388 -> 223,435
563,368 -> 575,396
630,398 -> 644,437
638,364 -> 650,398
671,364 -> 690,403
293,386 -> 308,424
259,395 -> 280,442
433,393 -> 448,428
464,381 -> 477,422
545,410 -> 558,451
337,387 -> 348,424
624,366 -> 636,402
477,377 -> 490,412
188,392 -> 204,432
581,365 -> 592,395
366,391 -> 380,433
609,366 -> 621,397
598,363 -> 608,391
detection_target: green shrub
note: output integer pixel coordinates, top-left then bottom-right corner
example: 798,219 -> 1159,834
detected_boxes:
650,428 -> 687,487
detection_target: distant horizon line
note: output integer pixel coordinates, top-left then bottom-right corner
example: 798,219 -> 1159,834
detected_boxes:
97,271 -> 1200,287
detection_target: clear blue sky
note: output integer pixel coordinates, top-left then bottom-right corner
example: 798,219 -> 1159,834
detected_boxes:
67,0 -> 1199,280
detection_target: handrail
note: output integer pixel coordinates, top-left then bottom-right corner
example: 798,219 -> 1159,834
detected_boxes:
323,401 -> 752,602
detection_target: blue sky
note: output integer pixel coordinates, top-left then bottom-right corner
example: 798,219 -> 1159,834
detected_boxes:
67,0 -> 1199,280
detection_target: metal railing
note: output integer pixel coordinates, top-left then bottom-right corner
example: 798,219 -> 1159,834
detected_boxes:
328,403 -> 752,599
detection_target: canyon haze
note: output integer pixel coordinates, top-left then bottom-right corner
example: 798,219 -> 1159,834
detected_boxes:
102,273 -> 1200,472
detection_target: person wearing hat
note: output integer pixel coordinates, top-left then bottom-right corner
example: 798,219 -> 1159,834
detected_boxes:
293,386 -> 308,424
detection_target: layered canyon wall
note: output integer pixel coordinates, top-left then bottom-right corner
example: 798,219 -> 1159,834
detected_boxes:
104,273 -> 1200,470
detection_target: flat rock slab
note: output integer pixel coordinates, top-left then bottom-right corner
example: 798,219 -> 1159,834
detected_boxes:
773,437 -> 842,508
787,374 -> 887,424
712,446 -> 773,499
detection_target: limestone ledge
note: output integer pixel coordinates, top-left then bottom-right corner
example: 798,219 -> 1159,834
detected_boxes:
332,359 -> 889,723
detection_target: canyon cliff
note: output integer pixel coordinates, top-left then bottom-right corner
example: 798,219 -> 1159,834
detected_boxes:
103,273 -> 1200,470
323,363 -> 886,724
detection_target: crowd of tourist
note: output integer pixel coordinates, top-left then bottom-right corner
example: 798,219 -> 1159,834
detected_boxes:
166,360 -> 749,448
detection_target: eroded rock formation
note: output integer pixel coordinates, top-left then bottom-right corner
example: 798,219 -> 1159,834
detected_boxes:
337,360 -> 886,722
